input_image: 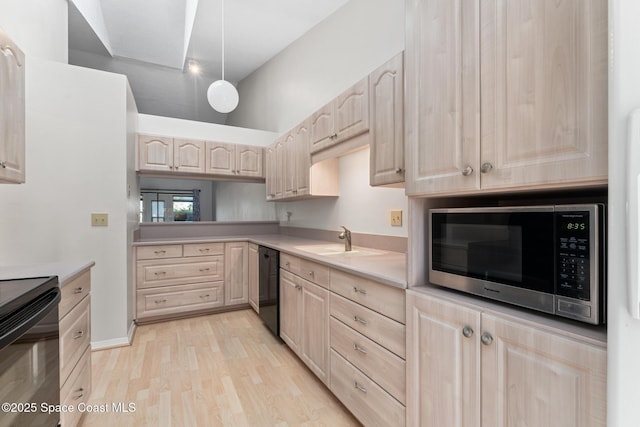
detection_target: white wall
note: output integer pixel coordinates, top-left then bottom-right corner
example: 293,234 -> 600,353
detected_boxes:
608,1 -> 640,425
0,0 -> 68,62
0,59 -> 135,348
214,182 -> 276,221
227,0 -> 404,133
138,114 -> 278,146
277,147 -> 408,237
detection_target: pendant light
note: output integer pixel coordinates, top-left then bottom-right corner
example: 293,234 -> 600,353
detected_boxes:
207,0 -> 239,113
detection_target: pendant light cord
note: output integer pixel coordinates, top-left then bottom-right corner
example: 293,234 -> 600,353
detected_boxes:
221,0 -> 225,81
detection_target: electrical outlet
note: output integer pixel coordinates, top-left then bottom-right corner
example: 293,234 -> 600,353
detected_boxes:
91,213 -> 109,227
390,209 -> 402,226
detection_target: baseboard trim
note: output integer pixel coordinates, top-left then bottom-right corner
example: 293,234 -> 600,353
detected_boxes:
91,321 -> 137,351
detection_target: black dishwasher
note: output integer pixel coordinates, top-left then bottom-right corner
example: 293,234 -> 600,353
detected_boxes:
258,246 -> 280,337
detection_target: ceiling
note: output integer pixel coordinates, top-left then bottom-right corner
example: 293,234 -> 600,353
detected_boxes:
68,0 -> 350,125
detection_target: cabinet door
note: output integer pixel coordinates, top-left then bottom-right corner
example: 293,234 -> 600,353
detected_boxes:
265,144 -> 276,200
334,77 -> 370,144
173,139 -> 205,173
273,138 -> 285,199
294,120 -> 311,196
205,141 -> 235,175
406,292 -> 481,427
481,313 -> 607,427
279,270 -> 300,353
480,0 -> 608,190
139,135 -> 174,171
224,242 -> 248,306
236,144 -> 263,178
405,0 -> 480,195
248,243 -> 259,313
300,279 -> 330,385
283,133 -> 297,198
310,103 -> 334,154
369,52 -> 404,186
0,29 -> 25,184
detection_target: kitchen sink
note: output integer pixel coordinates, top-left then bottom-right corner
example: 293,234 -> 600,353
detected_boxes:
294,244 -> 386,257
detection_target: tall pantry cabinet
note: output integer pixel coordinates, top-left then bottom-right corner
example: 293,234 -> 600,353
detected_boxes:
405,0 -> 608,196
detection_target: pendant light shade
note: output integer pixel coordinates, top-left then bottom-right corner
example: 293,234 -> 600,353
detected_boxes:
208,0 -> 238,113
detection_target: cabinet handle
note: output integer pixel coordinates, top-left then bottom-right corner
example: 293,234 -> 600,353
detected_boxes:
480,162 -> 494,173
295,284 -> 302,290
199,248 -> 210,252
353,286 -> 367,295
353,343 -> 367,354
0,161 -> 6,168
332,133 -> 338,140
199,294 -> 210,299
73,330 -> 85,340
354,381 -> 367,394
462,165 -> 474,176
395,167 -> 403,174
285,262 -> 290,268
175,166 -> 179,170
353,315 -> 368,325
154,299 -> 167,304
481,332 -> 494,346
200,268 -> 210,272
154,271 -> 167,276
73,287 -> 84,294
154,250 -> 166,255
462,325 -> 474,338
72,388 -> 84,400
308,271 -> 314,278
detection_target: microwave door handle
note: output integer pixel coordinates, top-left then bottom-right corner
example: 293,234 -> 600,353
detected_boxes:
627,109 -> 640,319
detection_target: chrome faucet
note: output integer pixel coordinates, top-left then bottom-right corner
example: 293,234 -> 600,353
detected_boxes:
338,226 -> 352,252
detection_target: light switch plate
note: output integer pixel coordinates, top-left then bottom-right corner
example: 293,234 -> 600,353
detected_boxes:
91,213 -> 109,227
390,210 -> 402,226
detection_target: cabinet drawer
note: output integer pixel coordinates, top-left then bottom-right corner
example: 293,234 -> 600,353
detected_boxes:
183,242 -> 224,257
137,244 -> 183,260
330,269 -> 405,324
60,349 -> 91,427
330,317 -> 405,404
136,281 -> 224,319
136,255 -> 224,289
60,296 -> 91,384
281,253 -> 329,288
59,270 -> 91,320
331,292 -> 405,358
330,349 -> 405,427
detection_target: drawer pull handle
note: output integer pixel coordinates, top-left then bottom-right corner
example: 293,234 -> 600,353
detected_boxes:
199,294 -> 210,299
200,268 -> 210,272
72,388 -> 84,400
154,250 -> 166,255
295,284 -> 302,290
354,381 -> 367,394
154,271 -> 167,276
73,330 -> 85,340
353,343 -> 367,354
199,248 -> 210,252
308,271 -> 314,277
353,287 -> 367,295
285,262 -> 291,268
73,287 -> 84,294
353,315 -> 368,325
154,299 -> 167,304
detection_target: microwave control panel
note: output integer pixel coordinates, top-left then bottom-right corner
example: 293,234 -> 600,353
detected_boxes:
556,210 -> 591,301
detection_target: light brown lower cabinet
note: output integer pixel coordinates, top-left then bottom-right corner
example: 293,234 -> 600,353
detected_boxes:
248,243 -> 259,313
406,290 -> 607,427
59,268 -> 92,427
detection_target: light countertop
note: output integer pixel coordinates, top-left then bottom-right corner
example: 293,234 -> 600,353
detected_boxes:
133,234 -> 407,289
0,261 -> 95,284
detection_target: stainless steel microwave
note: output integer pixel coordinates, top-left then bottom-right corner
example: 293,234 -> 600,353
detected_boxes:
429,204 -> 606,324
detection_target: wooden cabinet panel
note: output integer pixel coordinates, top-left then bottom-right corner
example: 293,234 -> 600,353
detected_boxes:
330,292 -> 405,358
330,317 -> 405,404
59,296 -> 91,385
369,52 -> 405,186
300,279 -> 330,385
236,144 -> 263,177
60,351 -> 91,427
248,243 -> 259,312
479,0 -> 608,190
137,255 -> 224,289
59,269 -> 91,319
481,312 -> 607,427
137,244 -> 183,260
183,242 -> 224,257
334,77 -> 369,146
330,269 -> 405,323
224,242 -> 248,306
279,270 -> 301,353
0,28 -> 25,184
283,133 -> 296,198
205,141 -> 235,175
294,121 -> 311,196
138,135 -> 174,172
310,104 -> 334,153
173,139 -> 205,173
406,291 -> 481,427
330,349 -> 405,427
137,281 -> 224,319
281,253 -> 329,289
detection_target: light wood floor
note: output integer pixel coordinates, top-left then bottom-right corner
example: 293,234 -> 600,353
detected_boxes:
80,309 -> 360,427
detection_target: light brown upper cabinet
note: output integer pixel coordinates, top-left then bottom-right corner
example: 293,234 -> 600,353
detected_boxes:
405,0 -> 608,196
369,52 -> 405,186
205,142 -> 263,178
139,135 -> 205,174
310,77 -> 370,154
0,28 -> 26,184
